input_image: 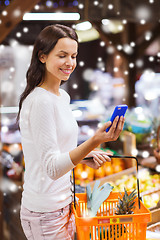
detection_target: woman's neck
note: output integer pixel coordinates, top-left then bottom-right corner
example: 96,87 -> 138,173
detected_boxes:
38,81 -> 61,96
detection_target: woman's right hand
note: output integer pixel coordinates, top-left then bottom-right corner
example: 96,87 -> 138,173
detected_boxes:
93,116 -> 125,145
69,116 -> 125,166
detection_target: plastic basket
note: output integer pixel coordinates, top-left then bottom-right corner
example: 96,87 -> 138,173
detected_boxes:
72,156 -> 152,240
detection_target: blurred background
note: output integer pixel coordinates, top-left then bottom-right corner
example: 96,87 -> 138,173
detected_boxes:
0,0 -> 160,239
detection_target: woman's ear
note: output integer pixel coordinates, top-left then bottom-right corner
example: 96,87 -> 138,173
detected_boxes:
38,51 -> 46,63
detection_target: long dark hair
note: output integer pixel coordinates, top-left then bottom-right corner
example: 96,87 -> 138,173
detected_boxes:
17,24 -> 78,120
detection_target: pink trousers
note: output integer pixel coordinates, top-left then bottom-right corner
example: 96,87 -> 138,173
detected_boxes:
20,204 -> 75,240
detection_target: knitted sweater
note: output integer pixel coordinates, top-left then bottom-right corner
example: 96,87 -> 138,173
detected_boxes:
19,87 -> 78,212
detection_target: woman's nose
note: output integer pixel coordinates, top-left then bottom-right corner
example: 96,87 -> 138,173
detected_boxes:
65,57 -> 73,66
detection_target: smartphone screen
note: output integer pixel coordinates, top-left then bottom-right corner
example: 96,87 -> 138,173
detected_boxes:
106,105 -> 128,132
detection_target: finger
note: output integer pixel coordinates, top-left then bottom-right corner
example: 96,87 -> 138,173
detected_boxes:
92,150 -> 113,157
101,121 -> 112,131
97,153 -> 107,163
100,152 -> 113,158
106,117 -> 119,140
109,116 -> 119,133
113,116 -> 125,138
93,154 -> 105,165
117,116 -> 125,130
92,156 -> 101,168
101,154 -> 111,162
93,153 -> 110,165
96,151 -> 112,160
105,150 -> 113,156
111,116 -> 124,141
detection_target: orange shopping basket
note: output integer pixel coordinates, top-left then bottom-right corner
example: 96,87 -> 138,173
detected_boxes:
72,156 -> 151,240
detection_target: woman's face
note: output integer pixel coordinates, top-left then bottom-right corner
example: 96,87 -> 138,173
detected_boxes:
40,37 -> 78,83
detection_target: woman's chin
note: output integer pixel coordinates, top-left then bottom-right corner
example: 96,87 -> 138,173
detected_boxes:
61,76 -> 70,81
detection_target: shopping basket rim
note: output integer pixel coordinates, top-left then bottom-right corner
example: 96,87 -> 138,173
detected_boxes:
73,192 -> 151,217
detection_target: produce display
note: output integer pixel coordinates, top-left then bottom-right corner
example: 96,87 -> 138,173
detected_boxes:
75,160 -> 160,209
108,169 -> 160,209
124,107 -> 153,144
74,157 -> 125,185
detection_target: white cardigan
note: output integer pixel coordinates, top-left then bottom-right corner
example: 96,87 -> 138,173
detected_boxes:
20,87 -> 78,212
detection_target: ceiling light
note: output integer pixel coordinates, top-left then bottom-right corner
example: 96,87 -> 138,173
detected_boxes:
76,28 -> 99,42
102,19 -> 124,33
75,22 -> 99,42
75,21 -> 92,31
101,19 -> 110,25
23,12 -> 80,21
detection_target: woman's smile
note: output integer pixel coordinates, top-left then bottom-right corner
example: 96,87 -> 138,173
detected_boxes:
60,68 -> 72,75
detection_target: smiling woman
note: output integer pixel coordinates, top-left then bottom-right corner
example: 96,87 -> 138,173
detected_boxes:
17,24 -> 79,113
17,24 -> 125,240
38,37 -> 78,92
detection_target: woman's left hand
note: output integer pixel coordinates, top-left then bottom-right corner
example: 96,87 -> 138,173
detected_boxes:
81,150 -> 113,169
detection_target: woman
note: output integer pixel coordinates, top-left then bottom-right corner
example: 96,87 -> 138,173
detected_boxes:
18,24 -> 125,240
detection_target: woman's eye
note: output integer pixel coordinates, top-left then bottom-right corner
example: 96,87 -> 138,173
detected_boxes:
59,55 -> 77,59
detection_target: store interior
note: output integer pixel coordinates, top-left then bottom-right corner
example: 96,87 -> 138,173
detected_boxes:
0,0 -> 160,239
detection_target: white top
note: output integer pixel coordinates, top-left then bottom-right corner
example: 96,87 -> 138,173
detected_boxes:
19,87 -> 78,212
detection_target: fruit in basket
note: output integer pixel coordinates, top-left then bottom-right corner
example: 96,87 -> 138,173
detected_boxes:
115,188 -> 137,215
86,180 -> 114,217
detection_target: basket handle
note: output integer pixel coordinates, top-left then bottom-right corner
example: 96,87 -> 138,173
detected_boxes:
73,155 -> 141,209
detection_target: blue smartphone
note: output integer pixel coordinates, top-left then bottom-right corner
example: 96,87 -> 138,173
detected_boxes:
106,105 -> 128,132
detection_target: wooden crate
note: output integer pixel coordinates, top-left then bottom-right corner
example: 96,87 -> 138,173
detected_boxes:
147,221 -> 160,232
148,208 -> 160,227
